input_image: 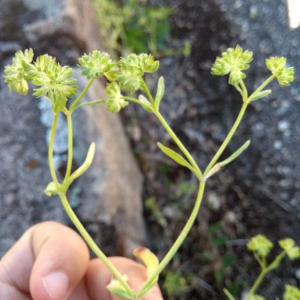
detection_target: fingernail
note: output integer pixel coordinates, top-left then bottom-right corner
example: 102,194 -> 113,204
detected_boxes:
42,271 -> 69,299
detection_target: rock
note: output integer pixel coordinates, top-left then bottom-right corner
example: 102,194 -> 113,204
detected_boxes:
0,41 -> 21,60
206,192 -> 222,211
0,0 -> 145,257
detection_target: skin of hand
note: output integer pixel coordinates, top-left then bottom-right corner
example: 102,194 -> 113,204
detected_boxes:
0,221 -> 163,300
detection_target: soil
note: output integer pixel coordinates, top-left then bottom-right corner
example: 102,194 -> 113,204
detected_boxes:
122,0 -> 300,299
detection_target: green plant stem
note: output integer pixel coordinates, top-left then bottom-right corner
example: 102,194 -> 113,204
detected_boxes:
224,288 -> 236,300
235,85 -> 244,97
47,106 -> 135,297
141,79 -> 155,106
240,80 -> 248,99
48,113 -> 59,187
204,101 -> 248,177
122,95 -> 200,175
73,99 -> 106,111
122,96 -> 145,106
154,110 -> 202,177
63,109 -> 73,181
204,75 -> 276,177
70,78 -> 95,112
59,193 -> 135,298
137,180 -> 206,298
248,75 -> 275,102
247,269 -> 266,299
246,251 -> 286,299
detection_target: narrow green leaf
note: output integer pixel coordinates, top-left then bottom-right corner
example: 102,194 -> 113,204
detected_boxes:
106,275 -> 132,299
157,142 -> 190,168
63,143 -> 96,191
155,77 -> 165,110
219,140 -> 251,167
138,95 -> 154,112
250,90 -> 272,102
205,140 -> 250,179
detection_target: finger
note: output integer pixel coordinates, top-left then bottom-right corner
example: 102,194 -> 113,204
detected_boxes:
69,280 -> 91,300
0,228 -> 34,300
86,257 -> 163,300
0,281 -> 31,300
0,221 -> 90,300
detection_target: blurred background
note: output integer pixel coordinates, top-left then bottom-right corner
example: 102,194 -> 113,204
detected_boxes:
0,0 -> 300,299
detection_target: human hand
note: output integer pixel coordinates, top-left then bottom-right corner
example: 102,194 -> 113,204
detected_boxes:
0,222 -> 163,300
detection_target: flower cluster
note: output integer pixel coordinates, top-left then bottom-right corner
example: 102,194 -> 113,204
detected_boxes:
105,83 -> 128,113
279,238 -> 300,260
4,50 -> 77,113
247,235 -> 273,257
77,51 -> 159,112
118,53 -> 159,92
78,50 -> 117,81
266,56 -> 295,86
4,49 -> 34,95
284,285 -> 300,300
211,45 -> 253,86
32,55 -> 77,113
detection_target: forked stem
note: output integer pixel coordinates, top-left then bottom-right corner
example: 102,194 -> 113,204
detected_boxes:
246,251 -> 286,299
137,180 -> 206,297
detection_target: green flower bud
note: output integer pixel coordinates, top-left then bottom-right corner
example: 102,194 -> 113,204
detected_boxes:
247,235 -> 273,257
138,53 -> 160,73
105,82 -> 128,113
279,238 -> 300,260
118,54 -> 159,92
34,54 -> 56,73
78,50 -> 117,81
284,285 -> 300,300
44,182 -> 59,196
211,45 -> 253,86
4,49 -> 35,94
266,57 -> 295,86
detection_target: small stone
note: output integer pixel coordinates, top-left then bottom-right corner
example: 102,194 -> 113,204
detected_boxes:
295,269 -> 300,280
290,198 -> 298,207
207,192 -> 221,211
278,120 -> 290,132
4,193 -> 15,205
274,140 -> 283,150
223,211 -> 237,224
250,6 -> 258,19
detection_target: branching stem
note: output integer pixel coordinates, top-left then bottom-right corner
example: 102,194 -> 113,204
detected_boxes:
137,180 -> 206,297
246,251 -> 286,299
204,101 -> 248,176
70,78 -> 95,112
